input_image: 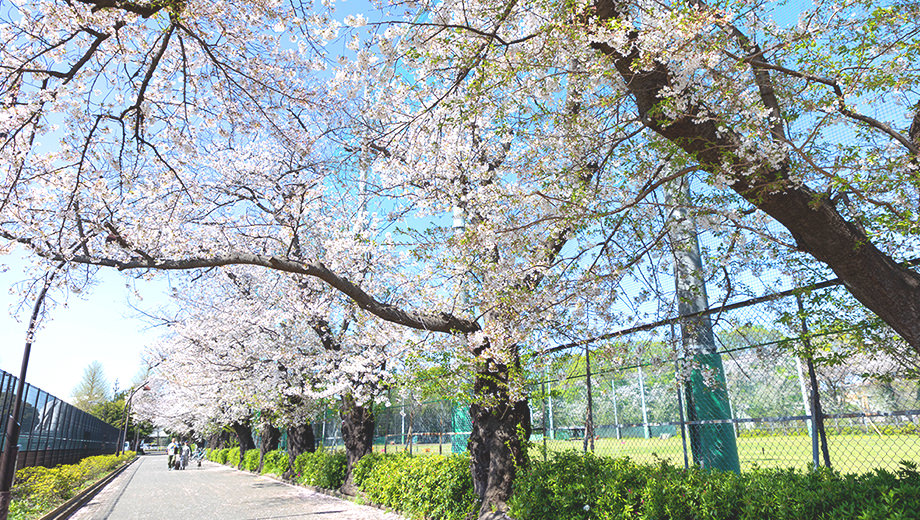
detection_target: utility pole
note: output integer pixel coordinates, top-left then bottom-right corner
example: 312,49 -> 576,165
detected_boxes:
666,176 -> 740,472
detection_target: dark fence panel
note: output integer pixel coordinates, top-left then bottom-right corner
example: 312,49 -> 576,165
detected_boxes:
0,368 -> 120,469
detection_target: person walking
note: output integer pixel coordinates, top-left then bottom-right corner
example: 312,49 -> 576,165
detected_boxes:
167,438 -> 179,470
181,442 -> 191,470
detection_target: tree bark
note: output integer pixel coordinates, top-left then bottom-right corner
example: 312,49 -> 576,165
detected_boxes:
206,429 -> 233,450
467,346 -> 531,519
340,395 -> 375,495
283,421 -> 316,480
590,0 -> 920,352
257,423 -> 281,473
230,421 -> 256,470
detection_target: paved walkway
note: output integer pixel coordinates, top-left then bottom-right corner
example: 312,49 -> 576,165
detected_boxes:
69,453 -> 405,520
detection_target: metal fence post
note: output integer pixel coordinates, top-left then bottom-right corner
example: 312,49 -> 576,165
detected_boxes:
638,365 -> 650,439
541,380 -> 548,460
796,294 -> 832,469
584,344 -> 595,453
611,377 -> 621,440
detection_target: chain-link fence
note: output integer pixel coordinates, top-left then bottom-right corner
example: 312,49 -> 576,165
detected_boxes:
532,319 -> 920,474
0,368 -> 121,469
312,396 -> 464,456
537,284 -> 919,474
539,282 -> 920,474
312,282 -> 920,475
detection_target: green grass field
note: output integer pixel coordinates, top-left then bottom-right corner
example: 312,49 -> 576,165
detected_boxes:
372,434 -> 920,474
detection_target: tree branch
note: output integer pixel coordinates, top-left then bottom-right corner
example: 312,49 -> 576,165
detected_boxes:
1,231 -> 478,334
722,51 -> 919,155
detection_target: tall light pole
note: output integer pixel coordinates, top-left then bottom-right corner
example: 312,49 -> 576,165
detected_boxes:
0,265 -> 62,520
117,384 -> 150,456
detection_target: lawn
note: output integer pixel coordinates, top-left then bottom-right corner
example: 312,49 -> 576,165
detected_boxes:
372,433 -> 920,474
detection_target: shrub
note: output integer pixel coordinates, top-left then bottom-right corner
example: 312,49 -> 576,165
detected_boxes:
351,452 -> 385,488
508,451 -> 920,520
355,452 -> 478,520
738,424 -> 920,438
214,448 -> 230,465
261,449 -> 290,475
226,446 -> 241,468
243,449 -> 260,472
509,450 -> 646,520
293,450 -> 346,489
10,452 -> 133,519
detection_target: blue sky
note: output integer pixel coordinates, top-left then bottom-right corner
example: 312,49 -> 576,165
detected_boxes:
0,252 -> 172,401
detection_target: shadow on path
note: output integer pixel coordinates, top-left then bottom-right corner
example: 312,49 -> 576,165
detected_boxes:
69,454 -> 405,520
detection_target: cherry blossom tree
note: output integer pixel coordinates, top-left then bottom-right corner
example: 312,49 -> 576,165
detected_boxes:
329,0 -> 920,512
342,0 -> 920,349
1,1 -> 603,513
4,0 -> 920,518
135,299 -> 312,464
135,265 -> 406,482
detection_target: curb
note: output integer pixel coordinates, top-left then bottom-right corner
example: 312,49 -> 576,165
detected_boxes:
301,486 -> 393,514
39,457 -> 138,520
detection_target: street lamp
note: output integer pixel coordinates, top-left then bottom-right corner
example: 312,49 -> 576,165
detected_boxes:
117,384 -> 150,456
0,266 -> 61,520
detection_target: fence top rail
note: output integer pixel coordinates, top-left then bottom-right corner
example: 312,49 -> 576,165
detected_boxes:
541,258 -> 920,356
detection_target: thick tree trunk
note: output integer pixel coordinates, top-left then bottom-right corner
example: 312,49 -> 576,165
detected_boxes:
340,395 -> 375,495
230,421 -> 256,470
207,429 -> 233,450
257,423 -> 281,473
206,432 -> 220,450
283,421 -> 316,480
591,0 -> 920,352
467,350 -> 531,520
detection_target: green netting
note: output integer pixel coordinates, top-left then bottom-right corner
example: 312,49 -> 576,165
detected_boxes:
451,404 -> 471,453
687,352 -> 741,472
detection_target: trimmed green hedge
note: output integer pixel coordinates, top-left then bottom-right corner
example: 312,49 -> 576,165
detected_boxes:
739,423 -> 919,437
10,452 -> 134,520
207,447 -> 230,464
226,446 -> 241,468
207,445 -> 341,489
508,451 -> 920,520
262,449 -> 290,475
292,450 -> 347,489
243,449 -> 260,472
354,452 -> 478,520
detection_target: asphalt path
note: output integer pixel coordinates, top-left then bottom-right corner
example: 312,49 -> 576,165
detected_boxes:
68,453 -> 406,520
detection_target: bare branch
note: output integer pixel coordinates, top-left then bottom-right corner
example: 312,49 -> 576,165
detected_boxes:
722,51 -> 920,155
